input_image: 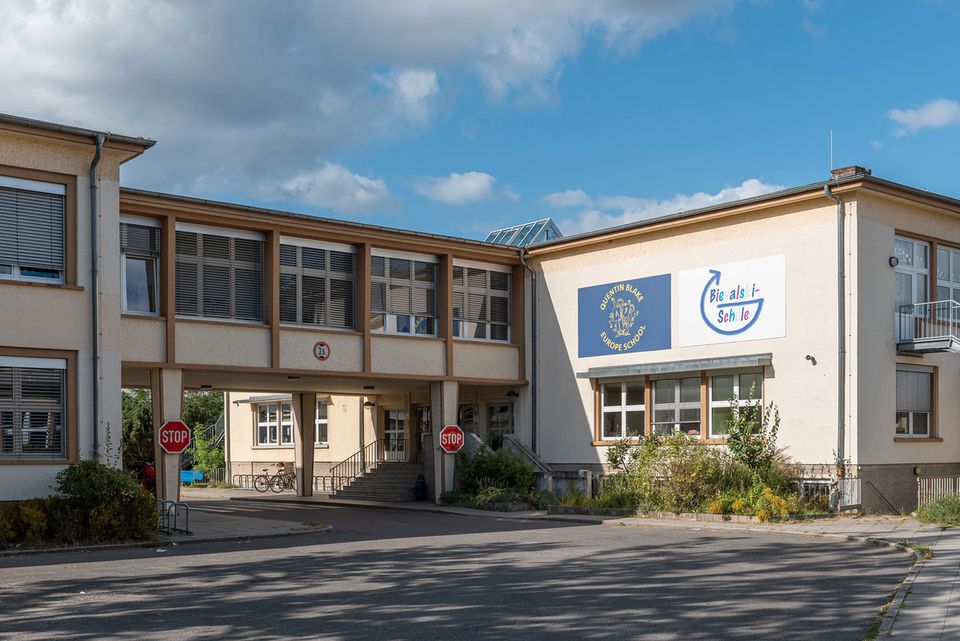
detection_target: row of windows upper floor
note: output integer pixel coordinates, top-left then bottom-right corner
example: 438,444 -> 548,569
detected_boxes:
120,219 -> 515,342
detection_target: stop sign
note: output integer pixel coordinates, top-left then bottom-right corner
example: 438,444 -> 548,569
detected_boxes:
158,420 -> 191,454
439,424 -> 464,454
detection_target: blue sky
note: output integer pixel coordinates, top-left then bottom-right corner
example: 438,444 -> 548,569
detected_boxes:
4,1 -> 960,239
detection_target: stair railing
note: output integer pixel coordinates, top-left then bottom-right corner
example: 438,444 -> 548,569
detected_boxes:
329,438 -> 409,490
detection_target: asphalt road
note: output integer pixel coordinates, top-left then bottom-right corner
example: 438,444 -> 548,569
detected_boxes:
0,503 -> 910,641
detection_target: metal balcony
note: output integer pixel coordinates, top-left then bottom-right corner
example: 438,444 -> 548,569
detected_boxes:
897,301 -> 960,354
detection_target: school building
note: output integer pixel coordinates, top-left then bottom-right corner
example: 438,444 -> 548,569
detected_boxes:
1,112 -> 958,512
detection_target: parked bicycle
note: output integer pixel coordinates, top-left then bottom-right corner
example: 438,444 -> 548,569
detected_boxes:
253,462 -> 296,493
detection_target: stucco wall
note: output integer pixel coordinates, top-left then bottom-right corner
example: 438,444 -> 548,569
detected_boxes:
529,201 -> 842,469
452,341 -> 519,380
176,322 -> 271,368
120,316 -> 166,362
370,335 -> 445,376
279,329 -> 362,372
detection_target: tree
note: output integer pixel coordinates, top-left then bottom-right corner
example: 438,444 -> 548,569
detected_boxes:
121,389 -> 153,473
181,391 -> 224,432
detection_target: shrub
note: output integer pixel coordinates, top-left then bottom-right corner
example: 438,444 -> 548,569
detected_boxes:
56,460 -> 157,542
726,392 -> 781,474
457,449 -> 535,497
917,494 -> 960,527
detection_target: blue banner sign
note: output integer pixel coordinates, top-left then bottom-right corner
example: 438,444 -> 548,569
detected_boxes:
578,274 -> 672,357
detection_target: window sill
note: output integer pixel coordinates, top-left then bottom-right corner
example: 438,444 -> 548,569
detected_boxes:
371,332 -> 443,342
315,443 -> 329,449
0,458 -> 72,465
452,338 -> 517,348
122,313 -> 166,320
894,437 -> 943,443
253,444 -> 295,449
176,316 -> 270,328
279,324 -> 362,336
0,280 -> 82,291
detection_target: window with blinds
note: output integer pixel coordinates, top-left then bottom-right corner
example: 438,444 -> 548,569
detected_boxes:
120,222 -> 160,315
279,243 -> 355,329
175,230 -> 264,321
0,361 -> 66,460
371,255 -> 437,335
453,266 -> 511,341
896,366 -> 933,437
0,179 -> 65,282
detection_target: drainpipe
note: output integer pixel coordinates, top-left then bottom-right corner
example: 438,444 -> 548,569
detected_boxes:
824,183 -> 846,474
89,133 -> 105,460
518,249 -> 538,453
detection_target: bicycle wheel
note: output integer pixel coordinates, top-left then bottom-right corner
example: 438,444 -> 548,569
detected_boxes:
254,475 -> 271,493
270,475 -> 284,493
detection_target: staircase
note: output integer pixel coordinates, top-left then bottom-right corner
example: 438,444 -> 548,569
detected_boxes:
332,462 -> 423,502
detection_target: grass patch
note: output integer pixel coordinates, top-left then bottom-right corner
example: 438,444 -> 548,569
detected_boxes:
896,539 -> 934,560
301,520 -> 327,528
916,494 -> 960,527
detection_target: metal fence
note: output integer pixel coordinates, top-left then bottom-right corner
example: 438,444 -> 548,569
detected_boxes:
157,500 -> 190,534
918,475 -> 960,508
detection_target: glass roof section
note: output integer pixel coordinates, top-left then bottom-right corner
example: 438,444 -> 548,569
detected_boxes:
484,218 -> 562,247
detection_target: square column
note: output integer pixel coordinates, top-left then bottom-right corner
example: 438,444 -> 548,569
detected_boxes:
150,368 -> 183,502
291,392 -> 317,497
429,381 -> 458,502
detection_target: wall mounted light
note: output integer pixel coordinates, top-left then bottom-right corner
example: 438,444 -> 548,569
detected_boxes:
363,400 -> 377,408
506,390 -> 519,398
889,256 -> 900,268
805,355 -> 817,366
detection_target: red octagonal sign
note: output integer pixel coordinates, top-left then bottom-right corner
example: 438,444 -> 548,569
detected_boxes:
439,424 -> 464,454
158,420 -> 191,454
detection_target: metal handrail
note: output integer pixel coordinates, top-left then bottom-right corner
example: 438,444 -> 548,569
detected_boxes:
329,438 -> 409,488
898,300 -> 960,344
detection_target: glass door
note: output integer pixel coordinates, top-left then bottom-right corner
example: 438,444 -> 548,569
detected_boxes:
412,405 -> 430,464
383,409 -> 406,462
486,403 -> 514,449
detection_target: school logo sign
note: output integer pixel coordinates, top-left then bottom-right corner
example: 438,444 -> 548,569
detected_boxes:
678,255 -> 785,347
578,274 -> 671,357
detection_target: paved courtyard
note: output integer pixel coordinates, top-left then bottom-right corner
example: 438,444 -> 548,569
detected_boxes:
0,501 -> 912,641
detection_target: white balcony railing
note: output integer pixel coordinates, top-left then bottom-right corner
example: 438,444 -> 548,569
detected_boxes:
897,300 -> 960,353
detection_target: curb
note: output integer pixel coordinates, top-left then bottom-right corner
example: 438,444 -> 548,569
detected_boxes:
228,495 -> 550,520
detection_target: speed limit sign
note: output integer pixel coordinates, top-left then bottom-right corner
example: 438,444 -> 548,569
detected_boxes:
313,341 -> 331,361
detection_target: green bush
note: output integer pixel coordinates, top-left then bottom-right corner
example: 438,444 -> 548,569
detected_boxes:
458,449 -> 535,496
56,460 -> 157,542
917,494 -> 960,526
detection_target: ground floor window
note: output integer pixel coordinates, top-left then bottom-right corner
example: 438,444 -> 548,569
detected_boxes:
896,366 -> 933,437
256,402 -> 293,446
458,404 -> 478,432
601,381 -> 645,440
315,400 -> 328,445
487,402 -> 514,448
709,372 -> 762,437
0,357 -> 66,459
652,377 -> 701,436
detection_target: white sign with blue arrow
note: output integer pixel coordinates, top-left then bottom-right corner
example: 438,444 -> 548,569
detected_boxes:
678,255 -> 785,347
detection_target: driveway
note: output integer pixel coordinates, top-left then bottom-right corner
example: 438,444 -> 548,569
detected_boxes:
0,502 -> 910,640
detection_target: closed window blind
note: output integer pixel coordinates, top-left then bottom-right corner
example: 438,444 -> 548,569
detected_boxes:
120,222 -> 160,257
371,256 -> 437,334
453,266 -> 511,341
0,365 -> 66,459
175,230 -> 264,321
0,184 -> 65,280
279,244 -> 355,329
896,370 -> 931,412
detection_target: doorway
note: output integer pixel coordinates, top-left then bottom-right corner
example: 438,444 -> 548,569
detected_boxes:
383,409 -> 406,462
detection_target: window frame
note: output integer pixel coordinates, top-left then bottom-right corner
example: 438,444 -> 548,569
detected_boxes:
0,355 -> 69,461
279,238 -> 356,331
896,365 -> 935,438
370,251 -> 438,337
0,174 -> 69,285
120,220 -> 161,316
255,402 -> 281,447
894,235 -> 931,312
599,381 -> 646,440
315,400 -> 329,446
708,371 -> 763,438
452,263 -> 512,342
651,376 -> 702,437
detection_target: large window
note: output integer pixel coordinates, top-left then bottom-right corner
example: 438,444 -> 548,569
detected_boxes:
256,402 -> 292,446
453,265 -> 511,341
709,372 -> 762,437
279,242 -> 355,330
315,400 -> 328,445
652,377 -> 701,436
895,236 -> 930,311
936,246 -> 960,319
121,221 -> 160,315
601,381 -> 645,440
371,254 -> 437,335
0,176 -> 65,283
0,358 -> 66,460
175,228 -> 264,322
896,366 -> 932,437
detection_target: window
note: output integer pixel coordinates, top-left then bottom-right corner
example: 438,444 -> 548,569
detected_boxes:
709,372 -> 762,437
895,236 -> 930,312
458,404 -> 478,432
652,377 -> 701,436
315,400 -> 328,445
371,255 -> 437,335
936,246 -> 960,319
280,242 -> 355,329
256,403 -> 286,446
0,176 -> 65,283
121,222 -> 160,314
896,367 -> 932,437
453,265 -> 511,341
487,403 -> 514,448
175,229 -> 264,321
0,358 -> 66,459
600,381 -> 645,440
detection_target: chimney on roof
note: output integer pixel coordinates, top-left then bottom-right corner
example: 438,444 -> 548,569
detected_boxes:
830,165 -> 872,179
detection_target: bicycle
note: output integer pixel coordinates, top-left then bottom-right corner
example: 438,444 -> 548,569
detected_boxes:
254,464 -> 296,493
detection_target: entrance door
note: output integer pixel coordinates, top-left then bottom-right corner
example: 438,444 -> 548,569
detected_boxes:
383,409 -> 406,462
487,403 -> 514,449
412,405 -> 430,464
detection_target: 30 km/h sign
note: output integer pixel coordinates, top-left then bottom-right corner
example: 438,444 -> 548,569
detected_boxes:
158,420 -> 191,454
439,425 -> 464,454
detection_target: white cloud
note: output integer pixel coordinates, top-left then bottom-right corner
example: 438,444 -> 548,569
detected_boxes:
270,163 -> 397,214
414,171 -> 518,204
0,1 -> 737,197
542,189 -> 592,208
556,178 -> 784,235
889,98 -> 960,137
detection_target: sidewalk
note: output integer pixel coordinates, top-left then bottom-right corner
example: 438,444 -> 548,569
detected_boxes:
179,487 -> 958,639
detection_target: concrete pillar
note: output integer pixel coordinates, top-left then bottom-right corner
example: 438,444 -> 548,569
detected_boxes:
150,368 -> 183,502
429,380 -> 458,502
291,392 -> 318,497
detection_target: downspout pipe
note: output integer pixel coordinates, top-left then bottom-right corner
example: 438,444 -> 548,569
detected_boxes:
89,133 -> 105,460
518,249 -> 538,453
824,183 -> 846,474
